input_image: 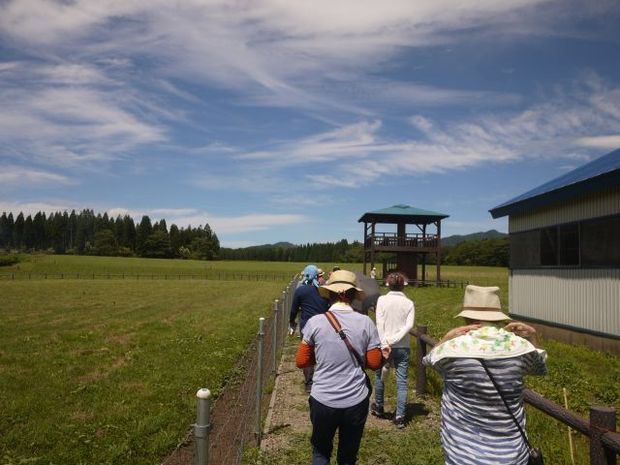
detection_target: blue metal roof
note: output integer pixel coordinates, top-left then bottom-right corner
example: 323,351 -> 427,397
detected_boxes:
490,148 -> 620,218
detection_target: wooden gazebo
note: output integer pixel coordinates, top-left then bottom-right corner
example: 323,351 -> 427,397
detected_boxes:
358,204 -> 449,284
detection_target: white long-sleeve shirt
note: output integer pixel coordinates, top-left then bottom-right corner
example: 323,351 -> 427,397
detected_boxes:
375,291 -> 415,349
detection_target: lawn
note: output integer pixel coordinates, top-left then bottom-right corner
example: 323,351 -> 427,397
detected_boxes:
0,258 -> 287,465
0,254 -> 307,280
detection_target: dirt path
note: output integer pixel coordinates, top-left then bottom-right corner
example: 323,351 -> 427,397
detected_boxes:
261,339 -> 409,455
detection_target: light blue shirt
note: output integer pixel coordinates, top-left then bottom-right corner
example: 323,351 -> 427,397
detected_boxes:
303,302 -> 380,408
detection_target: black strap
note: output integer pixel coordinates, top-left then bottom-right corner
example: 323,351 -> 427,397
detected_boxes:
479,360 -> 533,451
324,311 -> 365,368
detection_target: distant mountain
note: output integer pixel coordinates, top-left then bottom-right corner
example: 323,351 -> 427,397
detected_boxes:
221,241 -> 296,250
441,229 -> 507,247
270,242 -> 296,248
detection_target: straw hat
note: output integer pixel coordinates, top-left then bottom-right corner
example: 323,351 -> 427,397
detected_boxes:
319,270 -> 366,300
455,285 -> 511,322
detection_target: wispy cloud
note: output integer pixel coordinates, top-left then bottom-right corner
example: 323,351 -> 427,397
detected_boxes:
0,165 -> 73,187
575,135 -> 620,149
0,61 -> 167,169
227,73 -> 620,188
168,213 -> 307,234
1,0 -> 615,178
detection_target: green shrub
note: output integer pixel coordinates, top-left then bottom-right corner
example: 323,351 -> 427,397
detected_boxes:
0,254 -> 19,266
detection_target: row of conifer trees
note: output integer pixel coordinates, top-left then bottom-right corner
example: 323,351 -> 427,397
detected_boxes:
0,210 -> 219,259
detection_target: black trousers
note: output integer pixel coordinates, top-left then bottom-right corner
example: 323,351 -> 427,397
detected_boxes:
308,396 -> 369,465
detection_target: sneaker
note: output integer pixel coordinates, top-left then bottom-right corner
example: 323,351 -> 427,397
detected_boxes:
393,416 -> 406,429
370,402 -> 384,418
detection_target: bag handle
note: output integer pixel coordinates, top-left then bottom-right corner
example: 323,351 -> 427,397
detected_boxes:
479,359 -> 533,451
324,311 -> 365,368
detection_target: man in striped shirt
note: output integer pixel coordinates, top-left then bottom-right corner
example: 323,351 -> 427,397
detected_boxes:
424,285 -> 547,465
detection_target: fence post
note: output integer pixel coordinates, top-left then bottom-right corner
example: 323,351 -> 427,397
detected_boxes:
282,290 -> 287,338
590,406 -> 616,465
415,325 -> 428,396
255,318 -> 265,446
272,300 -> 279,372
194,388 -> 211,465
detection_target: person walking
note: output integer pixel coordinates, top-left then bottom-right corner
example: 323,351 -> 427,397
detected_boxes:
296,269 -> 382,465
290,264 -> 329,392
371,272 -> 415,428
423,285 -> 547,465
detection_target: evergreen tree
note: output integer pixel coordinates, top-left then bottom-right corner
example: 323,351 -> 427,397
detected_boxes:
13,213 -> 24,249
23,215 -> 35,250
93,229 -> 118,256
136,216 -> 153,256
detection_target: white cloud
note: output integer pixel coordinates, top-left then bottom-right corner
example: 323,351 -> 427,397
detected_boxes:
168,213 -> 307,234
227,74 -> 620,188
0,165 -> 73,187
575,135 -> 620,149
0,61 -> 167,169
0,200 -> 76,217
0,0 -> 573,127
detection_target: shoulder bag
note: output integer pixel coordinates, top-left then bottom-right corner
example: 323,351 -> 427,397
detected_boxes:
324,311 -> 373,396
480,360 -> 544,465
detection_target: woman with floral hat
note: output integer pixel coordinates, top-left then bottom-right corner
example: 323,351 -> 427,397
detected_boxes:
423,285 -> 547,465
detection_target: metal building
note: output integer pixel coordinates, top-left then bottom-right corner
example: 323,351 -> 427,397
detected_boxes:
490,148 -> 620,353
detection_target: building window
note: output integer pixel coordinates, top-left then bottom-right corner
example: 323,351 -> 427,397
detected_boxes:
581,215 -> 620,267
559,223 -> 579,265
540,224 -> 579,266
540,227 -> 558,266
511,215 -> 620,268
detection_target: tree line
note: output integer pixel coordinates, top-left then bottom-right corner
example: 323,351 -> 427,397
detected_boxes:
0,209 -> 508,267
427,237 -> 509,267
0,210 -> 220,260
219,240 -> 365,263
220,237 -> 509,267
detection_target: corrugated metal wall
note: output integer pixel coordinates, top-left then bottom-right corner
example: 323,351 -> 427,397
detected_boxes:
509,186 -> 620,233
509,269 -> 620,337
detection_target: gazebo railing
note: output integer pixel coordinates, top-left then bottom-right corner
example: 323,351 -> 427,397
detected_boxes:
366,232 -> 438,248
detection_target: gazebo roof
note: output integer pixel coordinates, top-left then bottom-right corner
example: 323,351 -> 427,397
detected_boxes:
358,204 -> 449,224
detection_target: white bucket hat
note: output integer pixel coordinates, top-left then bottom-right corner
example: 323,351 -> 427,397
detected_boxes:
455,285 -> 511,322
319,270 -> 366,300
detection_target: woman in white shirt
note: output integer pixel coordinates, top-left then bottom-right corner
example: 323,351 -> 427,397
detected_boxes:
371,272 -> 415,428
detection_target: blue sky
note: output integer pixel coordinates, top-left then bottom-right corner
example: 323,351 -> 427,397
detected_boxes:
1,0 -> 619,247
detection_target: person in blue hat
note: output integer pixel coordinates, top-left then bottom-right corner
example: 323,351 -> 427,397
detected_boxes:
290,264 -> 329,392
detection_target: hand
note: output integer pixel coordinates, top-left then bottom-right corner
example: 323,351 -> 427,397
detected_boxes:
288,323 -> 297,336
440,324 -> 480,343
381,346 -> 391,360
504,321 -> 536,338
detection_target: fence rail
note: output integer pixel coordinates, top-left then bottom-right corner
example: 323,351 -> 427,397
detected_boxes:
0,271 -> 291,282
161,276 -> 297,465
411,326 -> 620,465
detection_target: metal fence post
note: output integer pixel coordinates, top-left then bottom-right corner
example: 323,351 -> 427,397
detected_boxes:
255,318 -> 265,446
282,290 -> 288,338
272,300 -> 279,372
194,388 -> 211,465
590,406 -> 616,465
415,325 -> 428,396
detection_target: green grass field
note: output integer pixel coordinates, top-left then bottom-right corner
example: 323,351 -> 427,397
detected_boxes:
0,255 -> 292,465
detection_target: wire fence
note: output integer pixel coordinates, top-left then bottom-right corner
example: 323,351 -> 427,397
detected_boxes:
0,271 -> 291,282
161,277 -> 296,465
